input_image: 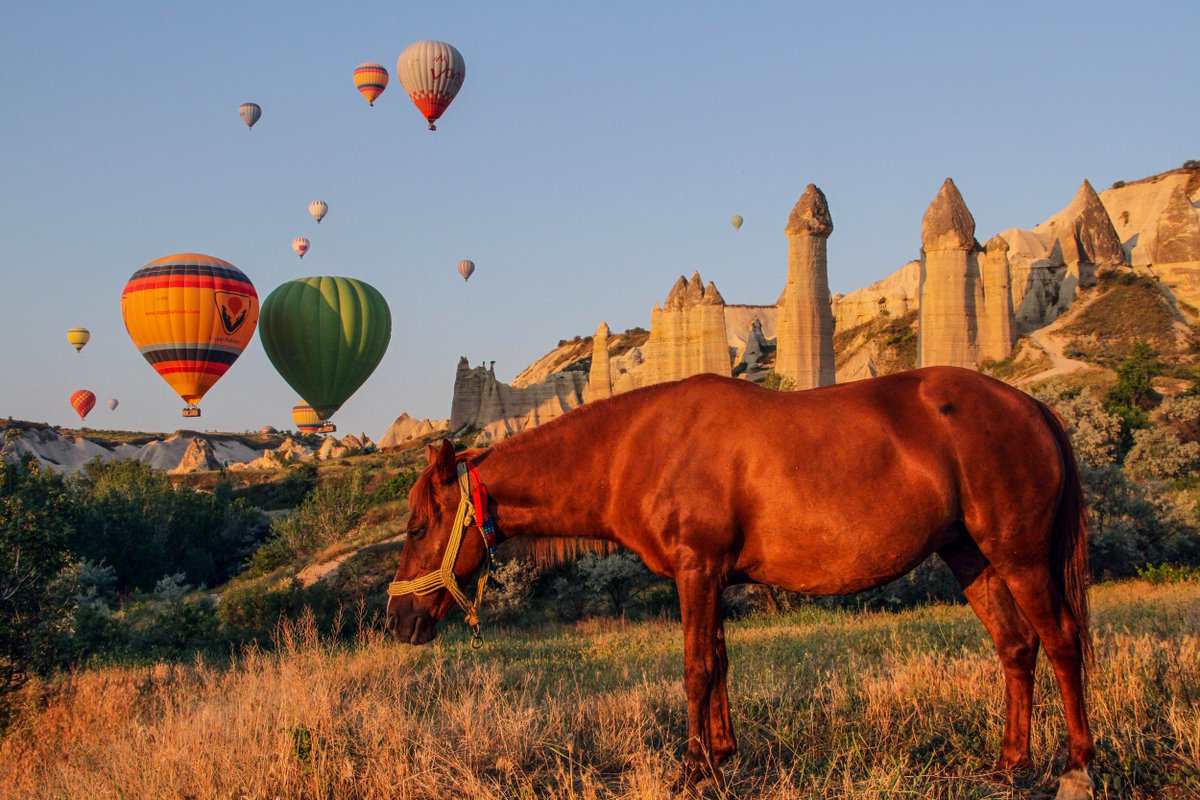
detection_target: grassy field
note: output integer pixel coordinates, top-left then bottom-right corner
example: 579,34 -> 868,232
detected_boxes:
2,580 -> 1197,799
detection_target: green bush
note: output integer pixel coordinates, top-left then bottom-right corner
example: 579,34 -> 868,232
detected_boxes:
218,579 -> 339,638
1137,562 -> 1200,584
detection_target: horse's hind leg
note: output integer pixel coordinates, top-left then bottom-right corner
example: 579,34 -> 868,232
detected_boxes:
992,562 -> 1095,799
939,537 -> 1039,772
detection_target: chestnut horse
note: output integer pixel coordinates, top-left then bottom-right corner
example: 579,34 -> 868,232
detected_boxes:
387,367 -> 1095,798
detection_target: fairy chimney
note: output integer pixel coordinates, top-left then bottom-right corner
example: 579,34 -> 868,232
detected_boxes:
977,234 -> 1016,362
1050,180 -> 1126,311
587,321 -> 613,401
641,272 -> 731,385
918,178 -> 979,369
1154,185 -> 1200,264
775,184 -> 835,388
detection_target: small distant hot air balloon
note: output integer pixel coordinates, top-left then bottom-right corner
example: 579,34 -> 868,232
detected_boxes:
260,277 -> 391,429
291,402 -> 331,433
107,398 -> 119,411
121,253 -> 259,417
457,259 -> 475,282
309,200 -> 328,224
259,424 -> 276,434
353,62 -> 389,106
239,102 -> 261,129
731,215 -> 744,230
396,40 -> 465,131
67,326 -> 91,352
292,237 -> 310,259
70,390 -> 96,421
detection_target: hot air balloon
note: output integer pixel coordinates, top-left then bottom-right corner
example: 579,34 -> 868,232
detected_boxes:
292,237 -> 310,259
353,62 -> 389,106
291,401 -> 331,434
239,102 -> 261,129
731,215 -> 744,230
121,253 -> 259,417
67,326 -> 91,352
457,259 -> 475,282
396,40 -> 465,131
259,277 -> 391,427
309,200 -> 328,224
107,398 -> 119,411
70,390 -> 96,421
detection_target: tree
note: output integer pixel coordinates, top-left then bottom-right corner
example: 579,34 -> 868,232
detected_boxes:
0,458 -> 76,706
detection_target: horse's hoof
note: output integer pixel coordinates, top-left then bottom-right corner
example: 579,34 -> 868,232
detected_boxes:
1054,768 -> 1093,800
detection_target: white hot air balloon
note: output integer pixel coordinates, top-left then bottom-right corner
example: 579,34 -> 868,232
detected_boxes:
107,398 -> 119,411
309,200 -> 328,224
396,40 -> 466,131
457,259 -> 475,281
292,237 -> 310,259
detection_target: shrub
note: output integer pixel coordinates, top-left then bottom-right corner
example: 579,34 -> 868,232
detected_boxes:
1111,180 -> 1127,189
484,558 -> 540,622
1124,426 -> 1200,482
552,552 -> 660,619
217,579 -> 339,638
761,371 -> 796,391
1184,160 -> 1200,170
271,471 -> 369,556
1137,562 -> 1200,583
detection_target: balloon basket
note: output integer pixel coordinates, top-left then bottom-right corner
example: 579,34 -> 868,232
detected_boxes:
319,423 -> 337,434
182,407 -> 201,418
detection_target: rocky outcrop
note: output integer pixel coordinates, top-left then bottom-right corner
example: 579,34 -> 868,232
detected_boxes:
1154,185 -> 1200,264
978,235 -> 1016,362
587,321 -> 613,401
733,317 -> 771,381
450,357 -> 587,437
1043,180 -> 1126,313
169,436 -> 221,474
640,272 -> 731,385
775,184 -> 835,388
918,179 -> 980,369
378,413 -> 449,449
833,261 -> 919,331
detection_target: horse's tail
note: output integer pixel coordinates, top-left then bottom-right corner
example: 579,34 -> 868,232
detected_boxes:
1036,400 -> 1092,672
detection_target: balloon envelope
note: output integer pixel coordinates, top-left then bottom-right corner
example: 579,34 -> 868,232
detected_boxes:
457,259 -> 475,281
731,215 -> 743,230
239,102 -> 261,129
259,277 -> 391,421
353,62 -> 389,106
292,238 -> 310,258
308,200 -> 328,224
120,253 -> 258,410
70,390 -> 96,421
67,326 -> 91,352
107,398 -> 118,411
396,40 -> 465,130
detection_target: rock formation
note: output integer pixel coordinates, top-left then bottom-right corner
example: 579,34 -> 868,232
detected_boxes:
918,179 -> 980,369
1044,180 -> 1126,312
450,357 -> 587,436
977,234 -> 1016,362
733,317 -> 771,381
775,184 -> 835,388
833,261 -> 919,331
169,436 -> 221,474
378,413 -> 450,449
587,321 -> 613,401
1154,185 -> 1200,264
640,272 -> 731,385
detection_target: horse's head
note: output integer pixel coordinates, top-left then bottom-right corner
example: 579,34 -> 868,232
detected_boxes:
386,439 -> 488,644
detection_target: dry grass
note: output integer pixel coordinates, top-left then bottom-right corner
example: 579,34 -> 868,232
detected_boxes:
2,581 -> 1198,799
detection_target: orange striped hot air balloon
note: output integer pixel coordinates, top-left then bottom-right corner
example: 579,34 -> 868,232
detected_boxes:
70,390 -> 96,421
353,62 -> 388,106
292,401 -> 332,433
120,253 -> 258,417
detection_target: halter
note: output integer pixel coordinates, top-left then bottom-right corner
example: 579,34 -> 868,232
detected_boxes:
387,461 -> 500,648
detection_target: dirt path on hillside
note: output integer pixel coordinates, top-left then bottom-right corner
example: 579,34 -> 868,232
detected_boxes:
1019,294 -> 1099,384
296,534 -> 405,587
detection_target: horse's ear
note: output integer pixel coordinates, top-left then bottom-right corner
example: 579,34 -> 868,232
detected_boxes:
425,439 -> 457,482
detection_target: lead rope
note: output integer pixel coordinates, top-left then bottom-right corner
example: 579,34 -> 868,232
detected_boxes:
388,462 -> 496,648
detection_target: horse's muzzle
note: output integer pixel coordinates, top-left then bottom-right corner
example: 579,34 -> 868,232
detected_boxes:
387,609 -> 439,645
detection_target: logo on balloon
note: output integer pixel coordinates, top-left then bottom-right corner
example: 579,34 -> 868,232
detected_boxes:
215,292 -> 251,334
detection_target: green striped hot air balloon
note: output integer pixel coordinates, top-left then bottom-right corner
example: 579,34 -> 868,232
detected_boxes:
258,277 -> 391,423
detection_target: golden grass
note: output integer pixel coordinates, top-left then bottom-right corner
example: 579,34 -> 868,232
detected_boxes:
2,581 -> 1198,799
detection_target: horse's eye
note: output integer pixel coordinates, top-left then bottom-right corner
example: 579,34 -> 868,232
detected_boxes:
408,526 -> 426,540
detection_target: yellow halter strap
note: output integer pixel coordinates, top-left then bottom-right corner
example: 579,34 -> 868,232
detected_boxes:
387,462 -> 492,646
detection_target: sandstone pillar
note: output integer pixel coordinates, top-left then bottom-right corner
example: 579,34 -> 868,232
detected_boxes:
775,184 -> 835,388
642,272 -> 730,384
918,178 -> 979,369
978,234 -> 1015,362
587,321 -> 612,401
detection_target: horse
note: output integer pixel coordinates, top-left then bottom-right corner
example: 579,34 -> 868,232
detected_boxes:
386,366 -> 1095,799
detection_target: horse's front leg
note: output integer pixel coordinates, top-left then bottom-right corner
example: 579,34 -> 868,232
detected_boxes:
671,560 -> 734,792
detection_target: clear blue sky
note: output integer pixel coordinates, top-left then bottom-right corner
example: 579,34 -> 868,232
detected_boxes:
2,1 -> 1196,438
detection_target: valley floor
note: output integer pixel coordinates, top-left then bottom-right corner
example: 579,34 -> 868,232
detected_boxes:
2,580 -> 1197,799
